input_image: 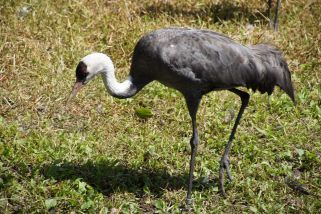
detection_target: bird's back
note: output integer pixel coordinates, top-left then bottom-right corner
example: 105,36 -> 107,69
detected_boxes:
130,28 -> 295,101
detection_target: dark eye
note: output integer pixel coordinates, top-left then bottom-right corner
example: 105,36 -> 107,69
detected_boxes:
75,61 -> 88,82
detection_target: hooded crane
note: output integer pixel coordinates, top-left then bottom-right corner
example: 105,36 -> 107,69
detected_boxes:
68,27 -> 295,204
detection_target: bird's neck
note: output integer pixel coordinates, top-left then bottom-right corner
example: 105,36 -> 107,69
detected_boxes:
101,62 -> 137,99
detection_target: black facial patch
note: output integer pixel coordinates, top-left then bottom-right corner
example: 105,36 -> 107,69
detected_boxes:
75,61 -> 88,82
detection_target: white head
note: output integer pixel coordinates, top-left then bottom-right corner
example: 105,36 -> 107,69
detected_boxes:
78,53 -> 113,84
67,52 -> 114,102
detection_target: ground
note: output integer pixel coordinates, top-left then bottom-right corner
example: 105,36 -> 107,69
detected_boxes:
0,0 -> 320,213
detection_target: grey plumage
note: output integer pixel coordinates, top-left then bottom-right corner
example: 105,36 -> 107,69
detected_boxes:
129,28 -> 295,202
71,27 -> 295,204
129,28 -> 294,102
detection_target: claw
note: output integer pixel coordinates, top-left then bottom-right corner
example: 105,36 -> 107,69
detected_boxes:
219,167 -> 227,197
221,157 -> 233,180
182,199 -> 193,212
223,158 -> 233,181
219,156 -> 233,196
186,198 -> 193,205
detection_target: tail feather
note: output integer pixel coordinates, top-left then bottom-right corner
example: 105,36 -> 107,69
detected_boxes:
281,70 -> 296,104
277,60 -> 296,104
250,44 -> 296,104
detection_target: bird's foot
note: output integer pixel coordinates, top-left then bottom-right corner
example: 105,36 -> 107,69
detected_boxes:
220,156 -> 233,181
186,198 -> 193,205
180,198 -> 193,212
219,155 -> 233,197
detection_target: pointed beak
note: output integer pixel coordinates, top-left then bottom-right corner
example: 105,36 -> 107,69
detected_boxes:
66,81 -> 85,105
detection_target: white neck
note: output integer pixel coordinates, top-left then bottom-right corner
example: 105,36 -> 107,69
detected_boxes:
83,53 -> 138,99
102,65 -> 137,99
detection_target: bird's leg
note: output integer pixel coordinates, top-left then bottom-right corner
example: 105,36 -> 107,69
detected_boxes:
273,0 -> 281,31
185,94 -> 201,205
219,89 -> 249,197
268,0 -> 273,27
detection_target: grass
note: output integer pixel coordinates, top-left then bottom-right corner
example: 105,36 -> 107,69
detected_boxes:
0,0 -> 320,212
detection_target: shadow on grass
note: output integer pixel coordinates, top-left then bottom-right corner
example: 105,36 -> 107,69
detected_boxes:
141,1 -> 270,24
41,159 -> 218,197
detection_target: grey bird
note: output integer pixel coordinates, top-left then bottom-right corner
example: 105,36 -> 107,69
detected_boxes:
68,27 -> 295,204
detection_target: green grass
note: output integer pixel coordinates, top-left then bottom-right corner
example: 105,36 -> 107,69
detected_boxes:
1,0 -> 320,212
